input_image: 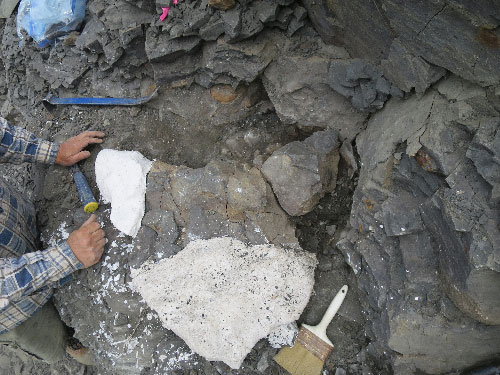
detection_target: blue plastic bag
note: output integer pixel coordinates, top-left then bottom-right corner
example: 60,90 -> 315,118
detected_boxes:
17,0 -> 86,47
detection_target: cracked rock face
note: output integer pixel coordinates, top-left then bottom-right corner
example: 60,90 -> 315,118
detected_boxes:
308,0 -> 500,88
262,30 -> 367,140
339,74 -> 500,374
130,237 -> 317,369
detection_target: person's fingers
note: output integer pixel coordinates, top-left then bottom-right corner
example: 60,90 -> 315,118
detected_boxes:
78,131 -> 105,140
75,137 -> 92,149
85,222 -> 101,233
81,214 -> 96,227
69,150 -> 91,164
92,229 -> 106,241
87,137 -> 104,144
84,131 -> 105,138
96,238 -> 106,250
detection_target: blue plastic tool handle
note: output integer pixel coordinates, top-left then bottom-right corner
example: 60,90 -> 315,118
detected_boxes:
44,89 -> 157,106
72,165 -> 98,210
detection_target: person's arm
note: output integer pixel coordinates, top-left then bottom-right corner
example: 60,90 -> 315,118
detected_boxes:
0,241 -> 83,303
0,215 -> 105,303
0,117 -> 58,165
0,116 -> 105,166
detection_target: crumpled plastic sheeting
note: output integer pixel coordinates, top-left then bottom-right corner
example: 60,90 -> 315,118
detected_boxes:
17,0 -> 86,47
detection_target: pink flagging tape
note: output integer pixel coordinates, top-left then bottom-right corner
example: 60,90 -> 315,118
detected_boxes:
160,7 -> 170,21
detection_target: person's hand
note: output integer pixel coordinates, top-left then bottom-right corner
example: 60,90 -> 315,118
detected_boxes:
55,131 -> 105,166
67,215 -> 106,268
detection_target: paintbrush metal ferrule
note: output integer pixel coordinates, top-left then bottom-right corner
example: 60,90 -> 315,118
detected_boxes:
296,326 -> 333,362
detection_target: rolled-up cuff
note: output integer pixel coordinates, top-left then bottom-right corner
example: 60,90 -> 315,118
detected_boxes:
35,140 -> 59,165
43,241 -> 83,286
57,240 -> 84,271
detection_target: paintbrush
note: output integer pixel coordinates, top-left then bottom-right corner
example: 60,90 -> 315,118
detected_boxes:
274,285 -> 348,375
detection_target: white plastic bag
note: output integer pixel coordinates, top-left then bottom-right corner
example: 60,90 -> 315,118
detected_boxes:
17,0 -> 86,47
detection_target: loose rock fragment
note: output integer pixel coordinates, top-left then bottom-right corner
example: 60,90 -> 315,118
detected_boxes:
131,237 -> 317,369
327,59 -> 403,112
262,36 -> 367,140
210,84 -> 243,103
261,129 -> 340,216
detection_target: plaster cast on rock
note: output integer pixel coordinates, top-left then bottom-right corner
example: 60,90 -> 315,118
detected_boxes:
267,322 -> 298,348
130,237 -> 317,369
95,149 -> 152,237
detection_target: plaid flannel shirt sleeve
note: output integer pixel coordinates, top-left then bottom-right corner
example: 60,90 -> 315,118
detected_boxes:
0,241 -> 83,303
0,117 -> 59,165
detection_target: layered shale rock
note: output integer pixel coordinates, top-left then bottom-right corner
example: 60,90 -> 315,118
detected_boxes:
304,0 -> 500,88
338,75 -> 500,374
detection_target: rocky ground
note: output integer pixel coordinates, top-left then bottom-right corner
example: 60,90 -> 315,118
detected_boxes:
0,0 -> 499,374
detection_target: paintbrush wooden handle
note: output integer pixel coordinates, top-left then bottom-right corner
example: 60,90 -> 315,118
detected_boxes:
317,285 -> 348,332
302,285 -> 348,347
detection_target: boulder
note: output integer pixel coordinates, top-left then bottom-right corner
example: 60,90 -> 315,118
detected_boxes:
261,129 -> 340,216
262,30 -> 367,140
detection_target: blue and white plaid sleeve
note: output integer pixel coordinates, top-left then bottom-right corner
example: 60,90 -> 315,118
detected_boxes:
0,117 -> 59,165
0,241 -> 83,303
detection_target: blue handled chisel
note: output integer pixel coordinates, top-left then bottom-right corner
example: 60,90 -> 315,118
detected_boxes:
43,88 -> 158,106
72,165 -> 98,213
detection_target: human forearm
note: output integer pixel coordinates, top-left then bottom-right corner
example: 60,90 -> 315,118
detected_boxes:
0,117 -> 59,165
0,241 -> 83,302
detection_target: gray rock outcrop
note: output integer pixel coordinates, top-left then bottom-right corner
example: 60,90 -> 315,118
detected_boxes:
305,0 -> 500,88
262,31 -> 367,140
338,74 -> 500,374
261,129 -> 340,216
2,0 -> 500,373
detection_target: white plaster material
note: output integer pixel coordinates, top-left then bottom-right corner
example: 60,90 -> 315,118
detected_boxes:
95,149 -> 152,237
130,237 -> 317,369
267,322 -> 298,348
